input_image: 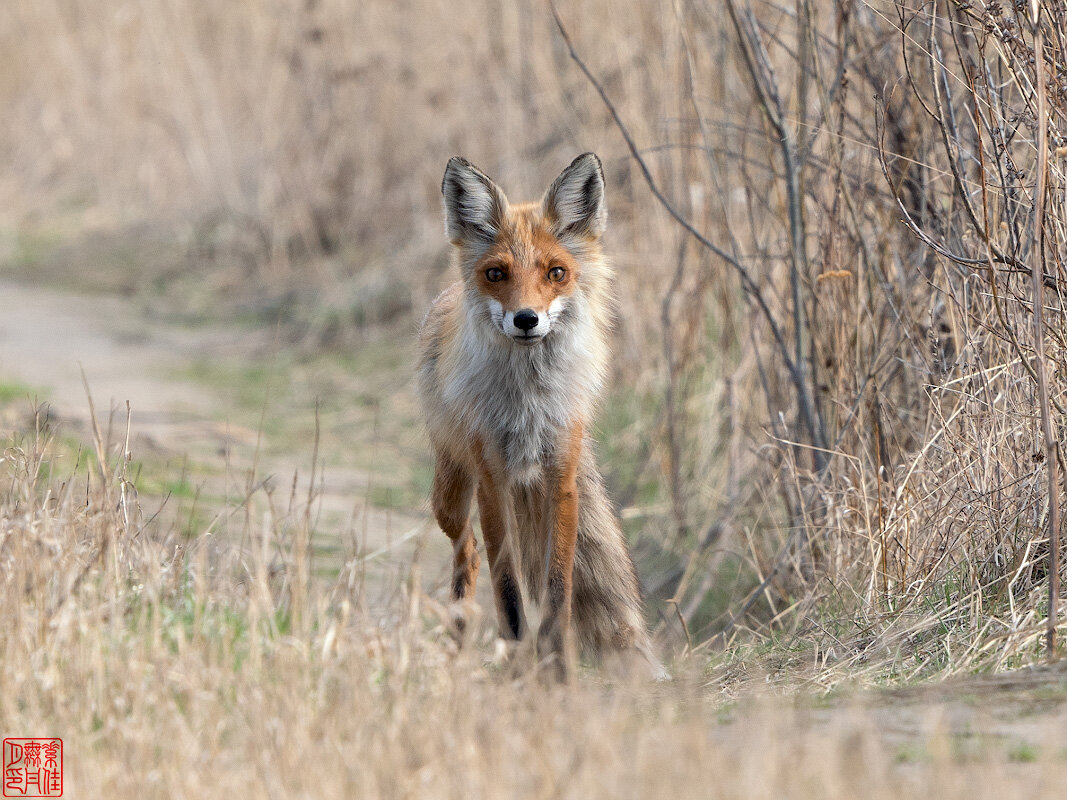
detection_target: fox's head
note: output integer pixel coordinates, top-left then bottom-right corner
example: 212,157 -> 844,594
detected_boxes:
441,153 -> 607,346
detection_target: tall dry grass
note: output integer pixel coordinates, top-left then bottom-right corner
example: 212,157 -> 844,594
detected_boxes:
788,0 -> 1067,674
3,409 -> 1067,797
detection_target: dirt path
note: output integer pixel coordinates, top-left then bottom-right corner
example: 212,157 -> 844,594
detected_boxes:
0,279 -> 263,448
0,278 -> 436,590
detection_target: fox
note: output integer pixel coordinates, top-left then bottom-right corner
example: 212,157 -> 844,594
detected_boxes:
417,152 -> 663,679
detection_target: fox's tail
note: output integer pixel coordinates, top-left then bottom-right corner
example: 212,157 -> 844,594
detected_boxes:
571,451 -> 666,677
511,443 -> 667,679
507,443 -> 663,677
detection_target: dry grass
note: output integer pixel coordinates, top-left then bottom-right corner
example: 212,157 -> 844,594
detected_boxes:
2,0 -> 1067,793
3,417 -> 1067,797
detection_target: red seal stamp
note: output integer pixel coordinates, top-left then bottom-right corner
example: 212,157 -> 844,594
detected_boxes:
3,740 -> 62,797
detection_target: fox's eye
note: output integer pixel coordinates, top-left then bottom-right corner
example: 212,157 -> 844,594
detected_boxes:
548,266 -> 566,282
485,267 -> 505,282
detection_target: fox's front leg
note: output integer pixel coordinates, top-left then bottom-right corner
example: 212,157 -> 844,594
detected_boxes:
538,423 -> 583,679
474,443 -> 527,641
431,453 -> 480,633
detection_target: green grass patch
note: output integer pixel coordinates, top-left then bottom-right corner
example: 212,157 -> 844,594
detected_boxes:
0,379 -> 48,404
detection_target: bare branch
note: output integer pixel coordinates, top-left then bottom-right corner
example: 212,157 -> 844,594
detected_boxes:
550,2 -> 832,472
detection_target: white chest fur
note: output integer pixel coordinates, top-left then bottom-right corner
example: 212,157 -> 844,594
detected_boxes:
444,299 -> 601,484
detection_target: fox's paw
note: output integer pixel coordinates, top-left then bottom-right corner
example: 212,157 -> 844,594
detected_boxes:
446,600 -> 481,646
535,623 -> 576,684
488,637 -> 521,667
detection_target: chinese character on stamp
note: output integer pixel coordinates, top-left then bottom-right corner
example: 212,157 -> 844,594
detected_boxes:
3,740 -> 62,798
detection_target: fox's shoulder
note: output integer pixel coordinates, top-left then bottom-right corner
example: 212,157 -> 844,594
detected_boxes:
420,281 -> 462,331
418,281 -> 464,359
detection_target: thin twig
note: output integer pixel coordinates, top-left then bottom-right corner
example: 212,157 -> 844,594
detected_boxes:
1029,2 -> 1060,659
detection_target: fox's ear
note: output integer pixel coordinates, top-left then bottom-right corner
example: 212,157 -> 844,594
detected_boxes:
441,157 -> 508,246
542,152 -> 606,240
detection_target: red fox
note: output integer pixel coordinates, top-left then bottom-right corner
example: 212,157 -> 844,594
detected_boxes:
418,153 -> 663,678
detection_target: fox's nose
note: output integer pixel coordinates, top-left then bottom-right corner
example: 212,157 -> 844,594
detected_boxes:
513,309 -> 539,331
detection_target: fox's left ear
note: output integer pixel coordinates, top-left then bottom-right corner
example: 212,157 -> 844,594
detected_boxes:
542,152 -> 606,240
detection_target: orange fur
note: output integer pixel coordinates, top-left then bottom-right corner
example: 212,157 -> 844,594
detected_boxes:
472,205 -> 581,316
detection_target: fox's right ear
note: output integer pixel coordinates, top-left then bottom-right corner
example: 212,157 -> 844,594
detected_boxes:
441,157 -> 508,247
